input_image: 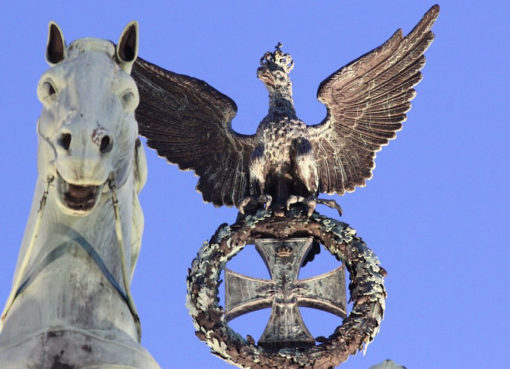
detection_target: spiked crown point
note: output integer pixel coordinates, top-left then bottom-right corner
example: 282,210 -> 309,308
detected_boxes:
257,42 -> 296,114
259,42 -> 294,74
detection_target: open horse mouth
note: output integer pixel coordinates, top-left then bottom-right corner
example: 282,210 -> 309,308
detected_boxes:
56,173 -> 104,213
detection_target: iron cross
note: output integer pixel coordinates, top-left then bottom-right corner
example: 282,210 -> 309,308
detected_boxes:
225,237 -> 346,350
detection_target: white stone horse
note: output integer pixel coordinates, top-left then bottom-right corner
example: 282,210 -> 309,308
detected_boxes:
0,22 -> 160,369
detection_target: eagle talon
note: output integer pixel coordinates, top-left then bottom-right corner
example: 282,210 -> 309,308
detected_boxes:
133,7 -> 438,218
260,194 -> 273,210
239,194 -> 273,214
286,195 -> 305,210
286,195 -> 317,217
316,198 -> 343,217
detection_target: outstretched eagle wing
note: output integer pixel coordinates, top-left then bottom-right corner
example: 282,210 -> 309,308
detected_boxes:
308,5 -> 439,195
132,57 -> 256,207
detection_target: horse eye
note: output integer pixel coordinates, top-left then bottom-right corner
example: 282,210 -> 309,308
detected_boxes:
121,91 -> 137,111
46,82 -> 56,96
38,80 -> 58,102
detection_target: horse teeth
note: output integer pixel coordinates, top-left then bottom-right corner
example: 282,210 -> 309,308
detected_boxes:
56,172 -> 102,212
68,183 -> 94,199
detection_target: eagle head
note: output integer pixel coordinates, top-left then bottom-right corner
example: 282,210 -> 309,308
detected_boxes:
257,42 -> 294,93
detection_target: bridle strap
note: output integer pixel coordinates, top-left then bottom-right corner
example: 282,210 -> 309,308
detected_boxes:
1,176 -> 142,342
109,177 -> 142,341
14,229 -> 130,306
0,175 -> 54,326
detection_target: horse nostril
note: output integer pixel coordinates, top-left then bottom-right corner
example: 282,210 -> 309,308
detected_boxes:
58,133 -> 72,151
100,135 -> 113,153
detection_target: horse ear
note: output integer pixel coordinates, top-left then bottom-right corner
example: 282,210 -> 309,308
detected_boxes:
117,21 -> 138,74
46,21 -> 66,65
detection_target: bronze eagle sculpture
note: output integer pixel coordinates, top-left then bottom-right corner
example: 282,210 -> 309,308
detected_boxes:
132,5 -> 439,216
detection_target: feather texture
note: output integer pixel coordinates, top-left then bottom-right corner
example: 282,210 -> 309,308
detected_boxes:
310,5 -> 439,195
132,5 -> 439,208
132,58 -> 256,207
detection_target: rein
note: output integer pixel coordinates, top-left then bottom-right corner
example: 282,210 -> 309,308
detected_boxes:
109,176 -> 142,341
0,175 -> 54,326
0,175 -> 142,342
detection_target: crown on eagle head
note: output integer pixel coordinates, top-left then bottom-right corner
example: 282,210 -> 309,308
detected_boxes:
259,42 -> 294,75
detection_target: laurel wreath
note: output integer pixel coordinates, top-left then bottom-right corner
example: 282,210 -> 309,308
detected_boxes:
186,208 -> 387,369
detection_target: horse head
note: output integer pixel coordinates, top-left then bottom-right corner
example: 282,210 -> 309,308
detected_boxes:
36,21 -> 144,215
0,22 -> 159,368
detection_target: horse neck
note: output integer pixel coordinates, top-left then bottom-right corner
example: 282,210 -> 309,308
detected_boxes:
14,176 -> 134,287
0,173 -> 139,344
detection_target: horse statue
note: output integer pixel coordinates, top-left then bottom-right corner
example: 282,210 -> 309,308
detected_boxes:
0,21 -> 160,369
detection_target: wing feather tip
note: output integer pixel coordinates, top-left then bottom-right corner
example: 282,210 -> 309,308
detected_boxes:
195,183 -> 236,208
146,143 -> 198,174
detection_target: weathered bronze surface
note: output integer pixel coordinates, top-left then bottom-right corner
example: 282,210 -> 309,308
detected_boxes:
133,6 -> 439,219
225,238 -> 346,349
186,209 -> 387,368
140,4 -> 441,368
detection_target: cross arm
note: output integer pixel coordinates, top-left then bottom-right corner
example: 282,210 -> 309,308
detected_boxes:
225,268 -> 274,321
295,265 -> 347,318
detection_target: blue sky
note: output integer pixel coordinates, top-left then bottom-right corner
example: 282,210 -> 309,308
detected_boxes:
0,1 -> 508,368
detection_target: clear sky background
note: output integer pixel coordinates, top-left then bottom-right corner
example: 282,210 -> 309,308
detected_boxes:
0,1 -> 508,368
